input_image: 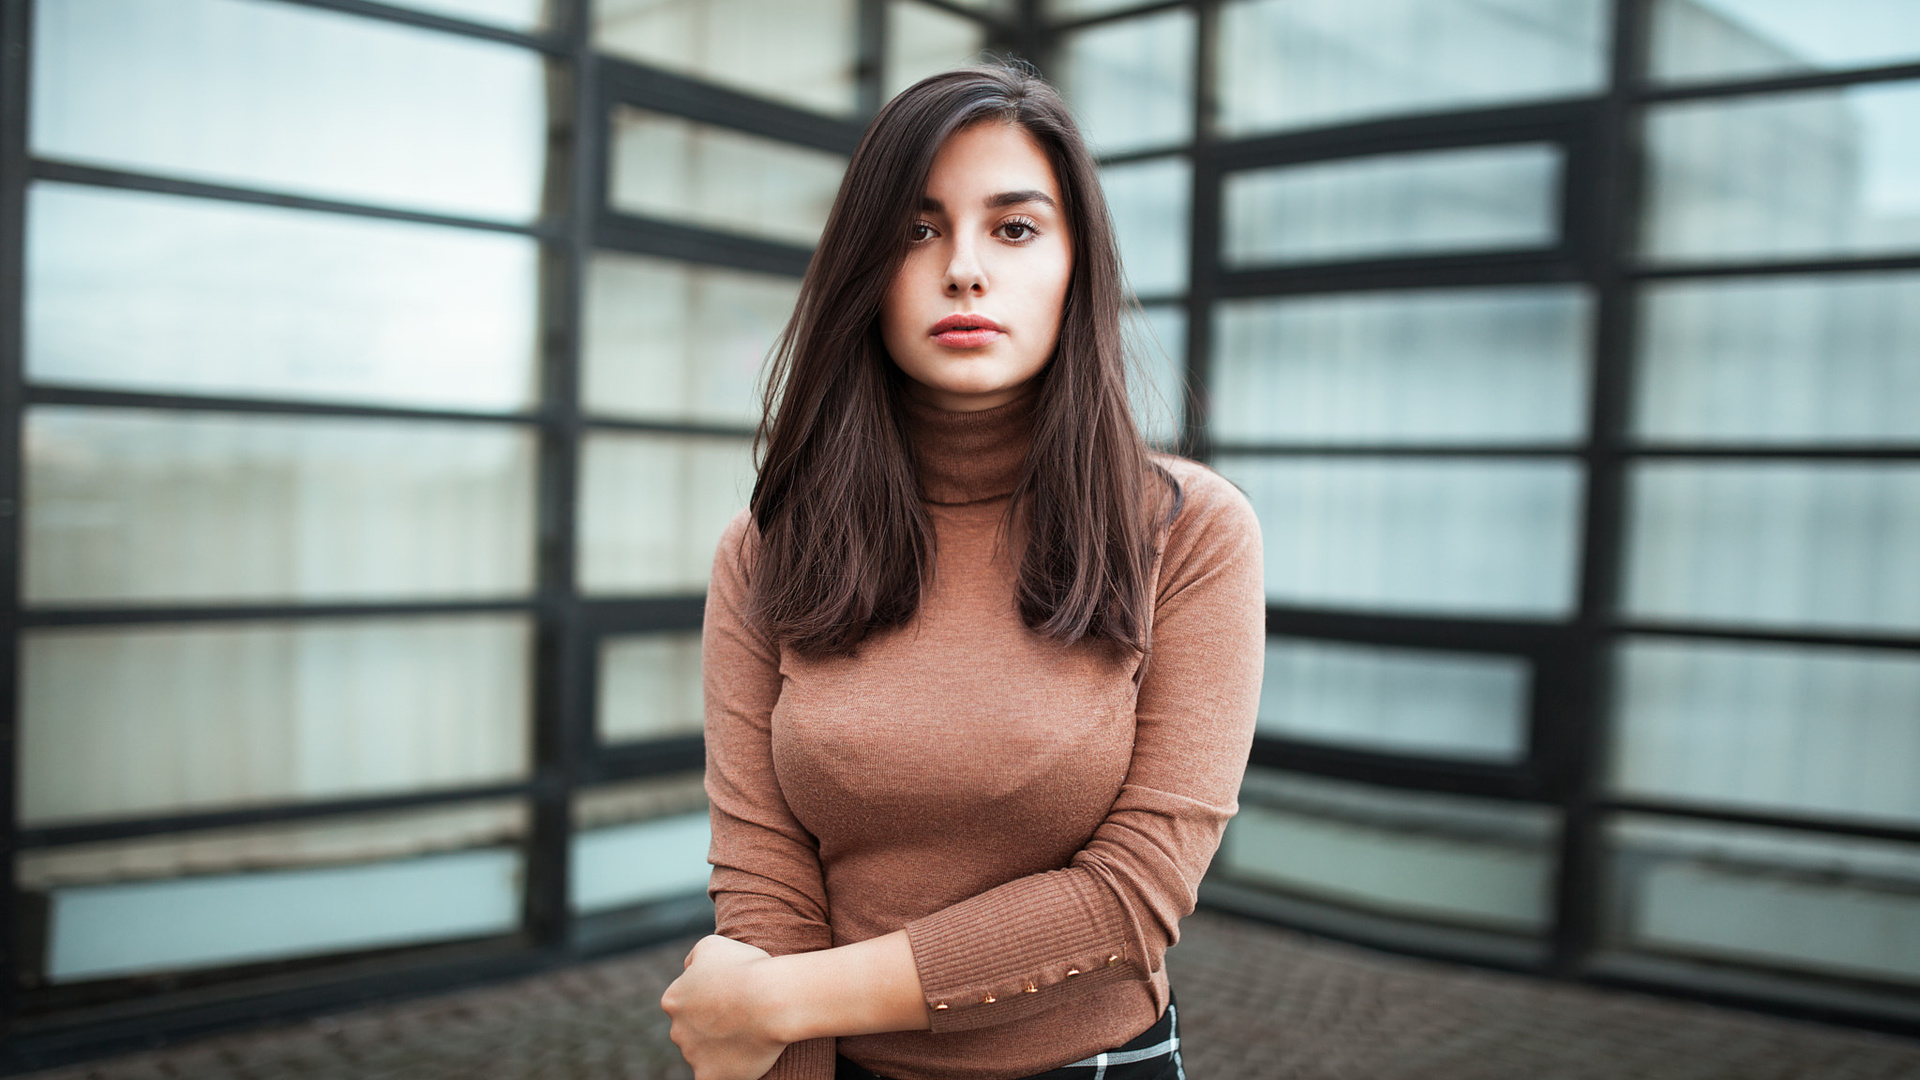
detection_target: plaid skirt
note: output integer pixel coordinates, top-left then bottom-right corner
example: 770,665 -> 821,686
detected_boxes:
836,995 -> 1184,1080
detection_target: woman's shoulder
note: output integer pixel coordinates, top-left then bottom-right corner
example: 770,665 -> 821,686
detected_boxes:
710,507 -> 762,589
1147,452 -> 1259,538
1145,452 -> 1263,596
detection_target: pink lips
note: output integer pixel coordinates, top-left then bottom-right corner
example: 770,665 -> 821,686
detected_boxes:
930,313 -> 1005,349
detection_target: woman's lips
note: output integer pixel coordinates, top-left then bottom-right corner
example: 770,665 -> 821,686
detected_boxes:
930,314 -> 1005,349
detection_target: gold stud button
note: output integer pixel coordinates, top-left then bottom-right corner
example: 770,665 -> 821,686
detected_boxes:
1023,981 -> 1039,994
1065,967 -> 1081,977
981,992 -> 997,1004
1107,954 -> 1120,966
933,1003 -> 949,1011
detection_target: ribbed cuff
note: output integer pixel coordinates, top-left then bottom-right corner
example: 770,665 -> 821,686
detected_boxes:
764,1036 -> 835,1080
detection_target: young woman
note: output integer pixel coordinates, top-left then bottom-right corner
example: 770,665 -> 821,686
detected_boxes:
661,64 -> 1264,1080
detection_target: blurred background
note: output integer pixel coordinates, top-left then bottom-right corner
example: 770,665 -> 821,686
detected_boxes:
3,0 -> 1918,1068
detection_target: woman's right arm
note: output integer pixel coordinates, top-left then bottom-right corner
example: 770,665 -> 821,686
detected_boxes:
698,510 -> 838,1080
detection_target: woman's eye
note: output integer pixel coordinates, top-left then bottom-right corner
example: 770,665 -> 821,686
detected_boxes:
998,220 -> 1036,241
909,221 -> 936,242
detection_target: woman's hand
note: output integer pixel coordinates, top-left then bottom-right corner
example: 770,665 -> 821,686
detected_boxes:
661,935 -> 789,1080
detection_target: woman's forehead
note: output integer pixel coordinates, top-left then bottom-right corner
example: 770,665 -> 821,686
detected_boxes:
922,122 -> 1062,208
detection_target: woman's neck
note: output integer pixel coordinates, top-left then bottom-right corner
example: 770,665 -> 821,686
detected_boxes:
901,382 -> 1038,505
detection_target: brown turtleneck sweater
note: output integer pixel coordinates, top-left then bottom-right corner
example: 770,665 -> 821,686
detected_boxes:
702,390 -> 1264,1080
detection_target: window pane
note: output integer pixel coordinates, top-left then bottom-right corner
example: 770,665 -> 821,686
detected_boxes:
19,617 -> 531,825
598,632 -> 704,743
24,408 -> 536,606
595,0 -> 858,116
1217,0 -> 1608,136
1635,272 -> 1920,443
1623,463 -> 1920,633
26,184 -> 538,412
1608,815 -> 1920,986
1222,144 -> 1563,267
572,774 -> 711,913
1219,769 -> 1558,932
578,432 -> 754,594
1125,305 -> 1185,447
32,0 -> 547,221
583,253 -> 796,425
1056,10 -> 1195,155
1651,0 -> 1920,86
1261,639 -> 1531,762
1212,288 -> 1593,445
885,1 -> 987,101
1104,156 -> 1190,296
1612,638 -> 1920,825
1218,456 -> 1585,618
1642,83 -> 1920,263
610,108 -> 847,247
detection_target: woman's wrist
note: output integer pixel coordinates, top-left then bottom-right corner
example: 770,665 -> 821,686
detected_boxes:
759,930 -> 931,1043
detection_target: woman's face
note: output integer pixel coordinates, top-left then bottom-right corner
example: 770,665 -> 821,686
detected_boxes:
881,121 -> 1073,412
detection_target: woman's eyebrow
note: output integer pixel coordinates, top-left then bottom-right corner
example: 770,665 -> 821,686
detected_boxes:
918,190 -> 1058,213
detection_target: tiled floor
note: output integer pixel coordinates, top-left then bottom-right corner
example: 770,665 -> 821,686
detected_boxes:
20,911 -> 1920,1079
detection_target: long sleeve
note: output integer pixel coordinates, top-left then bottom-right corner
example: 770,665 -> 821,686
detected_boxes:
902,463 -> 1265,1033
703,510 -> 836,1080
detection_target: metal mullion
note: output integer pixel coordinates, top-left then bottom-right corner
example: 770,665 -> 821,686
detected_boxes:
587,735 -> 707,785
580,595 -> 707,636
1180,0 -> 1216,463
905,0 -> 1012,32
1247,738 -> 1547,803
1213,442 -> 1581,458
1604,798 -> 1920,847
19,598 -> 536,630
1217,254 -> 1583,299
1639,59 -> 1920,105
31,159 -> 562,241
1265,606 -> 1573,656
599,58 -> 865,155
1634,252 -> 1920,280
24,385 -> 546,428
1615,620 -> 1920,653
1,0 -> 32,1029
858,0 -> 886,117
595,211 -> 815,280
583,416 -> 757,439
1627,444 -> 1920,461
1207,99 -> 1600,172
15,780 -> 538,850
1092,142 -> 1193,167
269,0 -> 567,55
1049,0 -> 1188,34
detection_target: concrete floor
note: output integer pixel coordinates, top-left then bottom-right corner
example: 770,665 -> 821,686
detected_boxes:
20,911 -> 1920,1080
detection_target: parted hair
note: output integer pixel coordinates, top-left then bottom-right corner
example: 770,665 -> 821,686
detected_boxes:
749,62 -> 1178,658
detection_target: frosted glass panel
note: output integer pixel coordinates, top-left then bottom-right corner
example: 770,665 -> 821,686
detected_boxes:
610,108 -> 847,247
571,774 -> 711,913
1104,156 -> 1190,296
1213,288 -> 1592,445
1222,144 -> 1562,266
24,408 -> 537,605
599,632 -> 704,743
1609,816 -> 1920,985
1261,639 -> 1530,762
595,0 -> 858,115
885,1 -> 987,101
1217,0 -> 1609,135
1125,305 -> 1185,447
1623,464 -> 1920,633
19,617 -> 531,825
1220,770 -> 1558,931
32,0 -> 547,221
583,253 -> 797,425
1651,0 -> 1920,85
1635,272 -> 1920,442
1642,84 -> 1920,262
26,184 -> 538,412
1056,10 -> 1195,154
1613,638 -> 1920,825
1219,456 -> 1584,618
578,433 -> 755,594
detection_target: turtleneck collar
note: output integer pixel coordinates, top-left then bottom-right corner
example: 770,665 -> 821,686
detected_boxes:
901,382 -> 1038,505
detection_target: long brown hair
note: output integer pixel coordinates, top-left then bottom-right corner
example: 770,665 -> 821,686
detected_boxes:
750,63 -> 1177,658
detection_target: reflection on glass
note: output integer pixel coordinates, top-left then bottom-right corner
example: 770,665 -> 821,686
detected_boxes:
599,632 -> 704,743
584,253 -> 797,425
885,1 -> 987,101
1212,288 -> 1592,445
1218,456 -> 1584,618
19,617 -> 531,825
572,774 -> 712,913
1642,84 -> 1920,262
578,432 -> 755,594
1624,463 -> 1920,633
24,408 -> 537,606
1219,769 -> 1558,931
1217,0 -> 1608,135
1651,0 -> 1920,85
1607,815 -> 1920,986
1612,638 -> 1920,825
1103,156 -> 1191,296
1635,272 -> 1920,443
27,184 -> 538,412
595,0 -> 858,115
1125,305 -> 1185,447
1056,9 -> 1195,154
387,0 -> 546,31
32,0 -> 547,221
1261,639 -> 1530,762
610,108 -> 847,247
1222,144 -> 1562,267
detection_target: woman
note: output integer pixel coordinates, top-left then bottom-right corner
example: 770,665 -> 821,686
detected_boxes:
661,64 -> 1264,1080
